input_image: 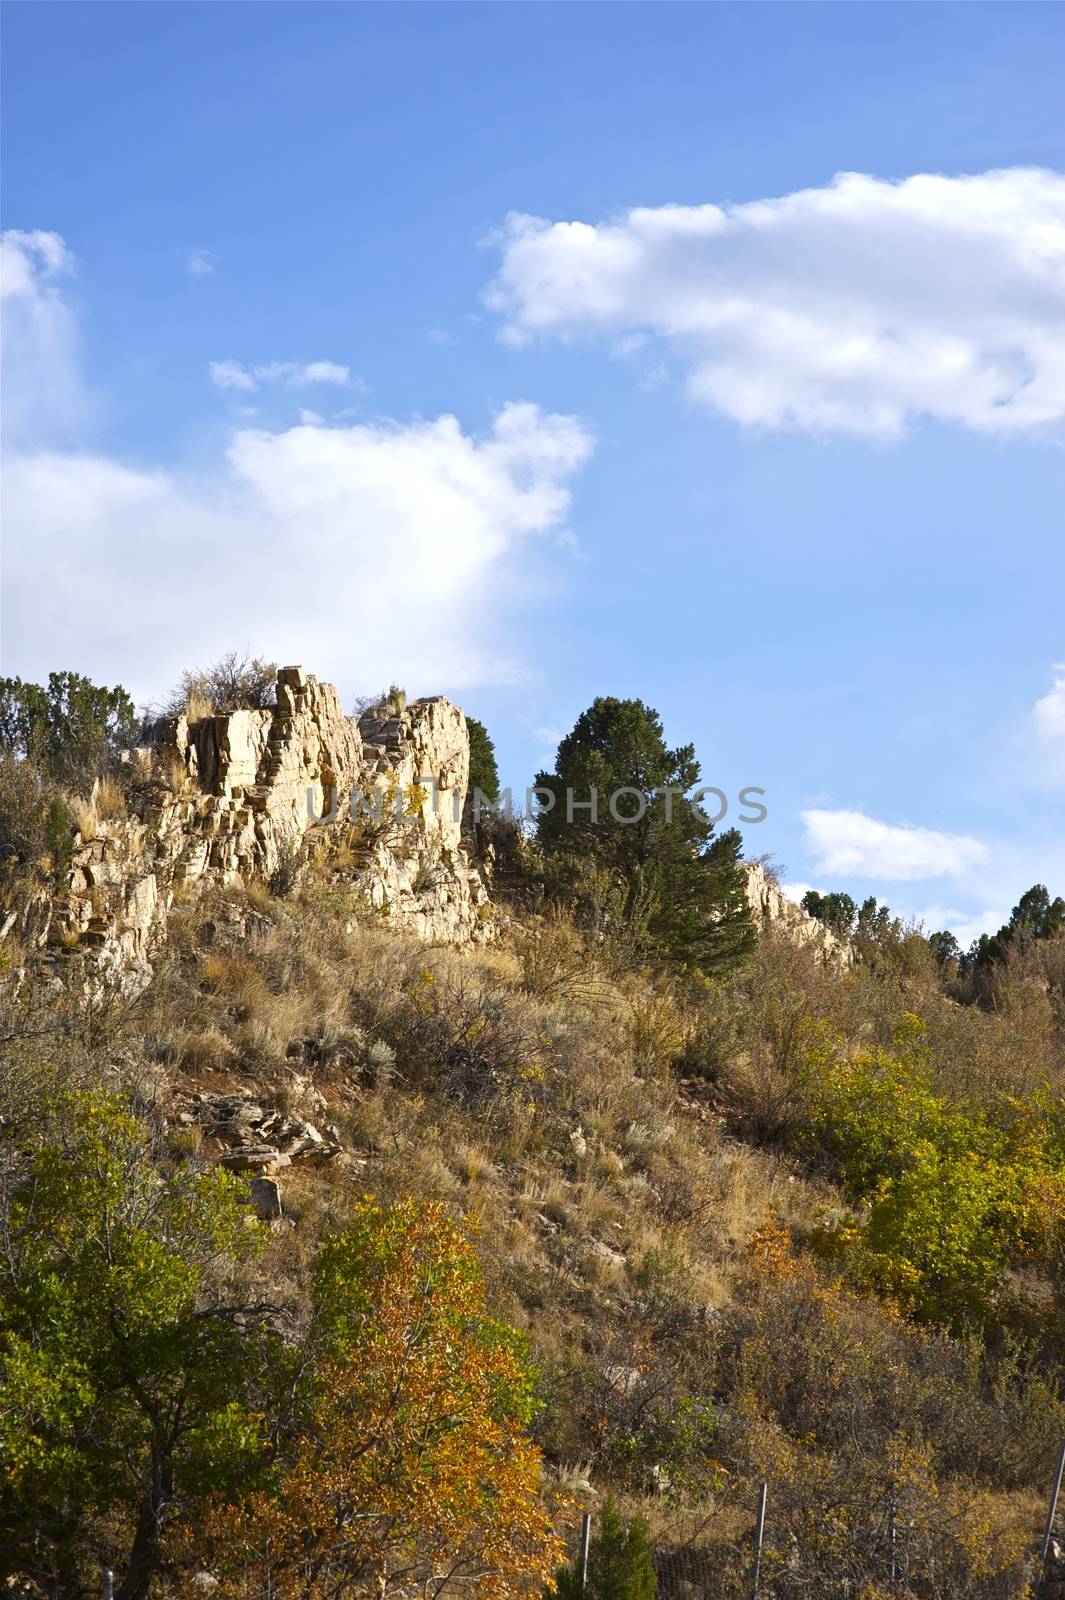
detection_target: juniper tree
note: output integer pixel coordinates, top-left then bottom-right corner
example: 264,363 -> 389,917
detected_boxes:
0,671 -> 136,791
968,883 -> 1065,971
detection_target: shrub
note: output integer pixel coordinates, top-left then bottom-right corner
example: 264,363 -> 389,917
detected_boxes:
44,794 -> 76,883
267,841 -> 302,898
0,1091 -> 279,1597
0,671 -> 136,792
163,651 -> 277,718
0,751 -> 50,868
800,1016 -> 1065,1327
197,1198 -> 562,1600
354,683 -> 407,718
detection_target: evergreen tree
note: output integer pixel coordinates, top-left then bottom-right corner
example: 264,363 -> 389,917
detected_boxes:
803,891 -> 904,961
552,1497 -> 656,1600
801,890 -> 857,940
968,883 -> 1065,970
0,671 -> 136,791
928,929 -> 962,968
466,714 -> 500,803
534,697 -> 753,973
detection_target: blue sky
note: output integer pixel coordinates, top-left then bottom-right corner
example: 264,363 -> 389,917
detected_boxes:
2,1 -> 1063,944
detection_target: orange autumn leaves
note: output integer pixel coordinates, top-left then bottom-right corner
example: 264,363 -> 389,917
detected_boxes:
191,1198 -> 564,1600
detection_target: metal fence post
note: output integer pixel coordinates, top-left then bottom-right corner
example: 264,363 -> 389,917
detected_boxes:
579,1510 -> 592,1596
1041,1439 -> 1065,1565
751,1481 -> 768,1600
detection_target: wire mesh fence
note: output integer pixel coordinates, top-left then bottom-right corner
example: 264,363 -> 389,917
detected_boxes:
554,1449 -> 1065,1600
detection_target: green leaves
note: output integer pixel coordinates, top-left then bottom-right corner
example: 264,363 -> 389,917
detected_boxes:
466,714 -> 500,804
802,1018 -> 1065,1327
0,1093 -> 278,1591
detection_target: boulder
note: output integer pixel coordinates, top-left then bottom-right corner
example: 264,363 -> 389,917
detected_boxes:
249,1176 -> 283,1220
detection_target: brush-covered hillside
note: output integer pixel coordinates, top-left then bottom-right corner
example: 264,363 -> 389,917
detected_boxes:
2,661 -> 1064,1600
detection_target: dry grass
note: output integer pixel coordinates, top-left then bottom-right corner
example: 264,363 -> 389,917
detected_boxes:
68,794 -> 98,842
95,775 -> 126,820
184,690 -> 215,724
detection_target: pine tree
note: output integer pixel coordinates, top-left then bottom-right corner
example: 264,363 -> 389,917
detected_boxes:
534,697 -> 753,974
466,714 -> 500,803
968,883 -> 1065,970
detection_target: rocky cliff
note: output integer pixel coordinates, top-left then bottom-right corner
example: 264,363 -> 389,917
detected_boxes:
19,668 -> 491,993
6,670 -> 849,993
743,861 -> 853,968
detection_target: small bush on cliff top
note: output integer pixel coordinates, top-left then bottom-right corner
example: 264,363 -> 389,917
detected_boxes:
163,650 -> 277,719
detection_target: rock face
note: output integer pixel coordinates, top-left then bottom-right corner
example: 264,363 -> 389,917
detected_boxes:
743,863 -> 853,968
26,668 -> 491,992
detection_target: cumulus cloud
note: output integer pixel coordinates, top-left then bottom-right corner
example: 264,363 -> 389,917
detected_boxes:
4,407 -> 592,701
802,808 -> 988,879
486,167 -> 1065,438
208,359 -> 353,393
1,228 -> 87,448
1033,665 -> 1065,745
2,231 -> 593,702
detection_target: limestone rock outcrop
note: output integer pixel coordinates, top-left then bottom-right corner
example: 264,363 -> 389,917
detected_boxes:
175,1089 -> 344,1174
743,862 -> 853,968
24,668 -> 491,992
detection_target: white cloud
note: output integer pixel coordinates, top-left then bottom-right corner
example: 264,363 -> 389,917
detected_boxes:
1,228 -> 74,295
1,228 -> 87,448
1033,665 -> 1065,745
802,808 -> 988,879
185,249 -> 216,278
208,359 -> 353,393
906,905 -> 1004,947
780,880 -> 815,905
2,230 -> 594,703
297,360 -> 349,387
208,359 -> 257,392
4,405 -> 592,703
487,167 -> 1065,438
